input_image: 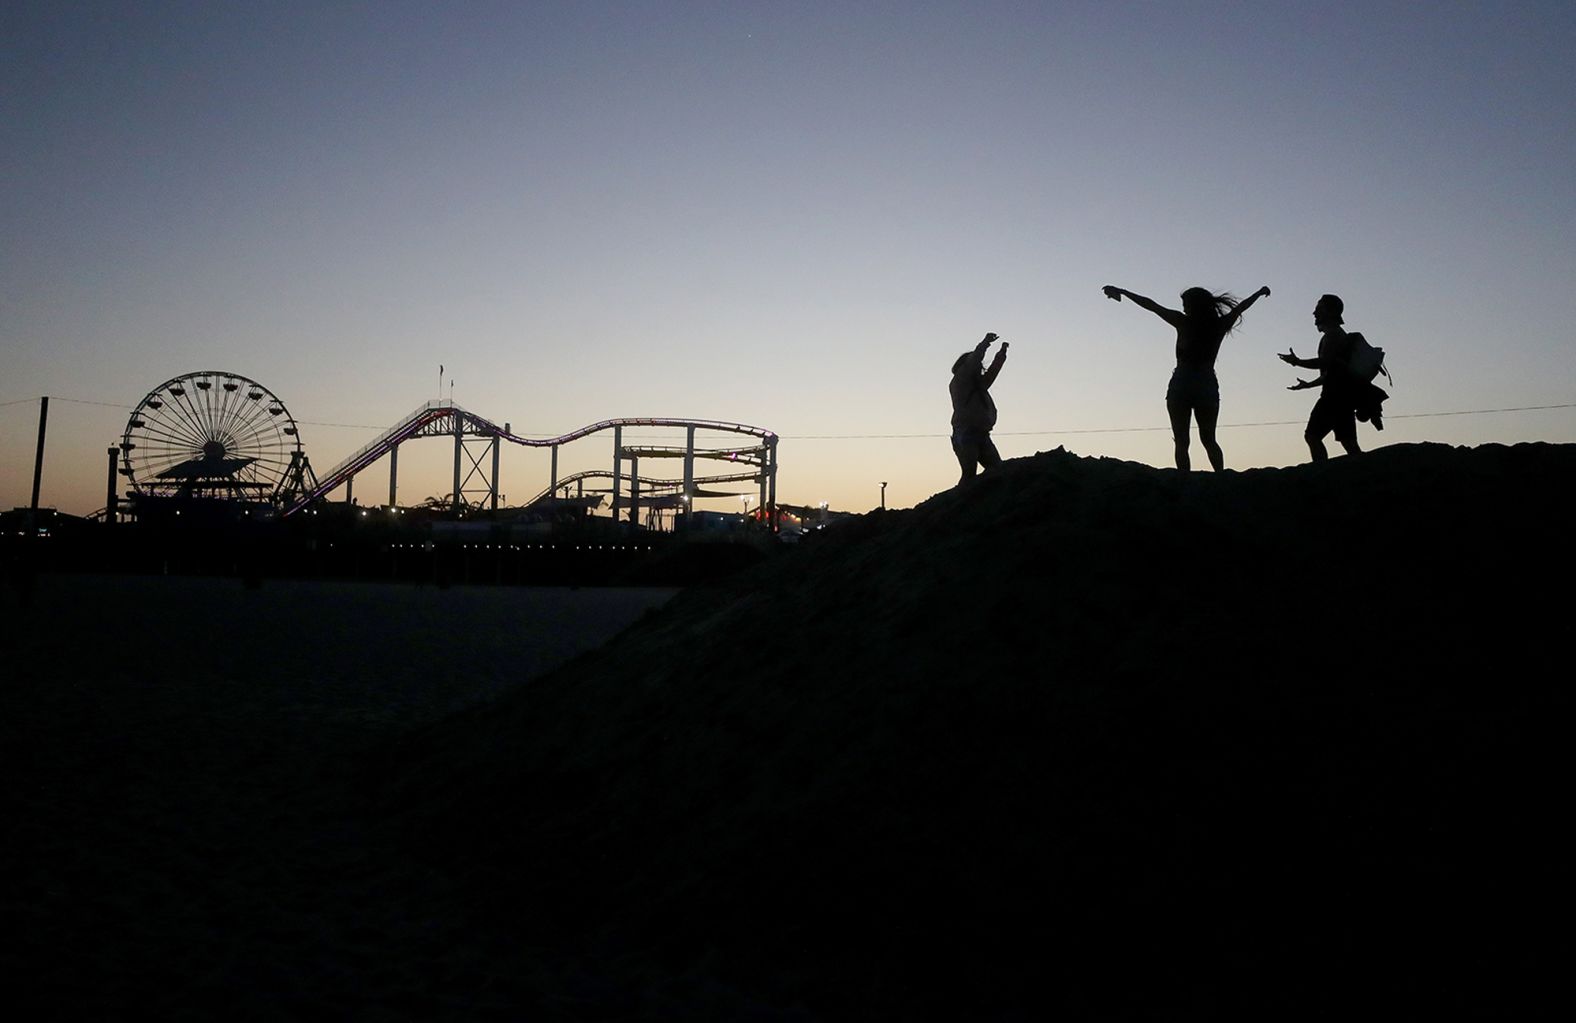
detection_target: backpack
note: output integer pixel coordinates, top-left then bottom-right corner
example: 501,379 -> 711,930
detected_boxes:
1347,331 -> 1393,386
1346,331 -> 1392,429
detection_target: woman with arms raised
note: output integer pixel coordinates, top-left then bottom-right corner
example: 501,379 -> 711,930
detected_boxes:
1102,282 -> 1270,472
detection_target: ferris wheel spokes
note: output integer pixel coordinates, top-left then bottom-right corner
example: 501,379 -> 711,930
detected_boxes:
120,371 -> 304,506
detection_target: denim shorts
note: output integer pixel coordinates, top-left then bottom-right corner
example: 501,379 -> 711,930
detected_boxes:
1166,366 -> 1220,408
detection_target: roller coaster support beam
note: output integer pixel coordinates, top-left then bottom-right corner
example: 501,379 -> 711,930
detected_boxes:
345,475 -> 353,505
611,426 -> 623,522
491,425 -> 504,513
550,445 -> 559,518
105,447 -> 118,525
767,436 -> 778,532
452,415 -> 463,517
279,450 -> 318,511
682,424 -> 695,532
629,455 -> 640,526
388,443 -> 398,507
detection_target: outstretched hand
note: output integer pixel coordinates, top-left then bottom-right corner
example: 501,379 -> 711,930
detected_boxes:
1257,286 -> 1272,299
1278,348 -> 1299,365
1288,377 -> 1316,391
1102,285 -> 1122,301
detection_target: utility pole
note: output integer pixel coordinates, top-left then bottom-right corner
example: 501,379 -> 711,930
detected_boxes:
29,397 -> 49,536
105,447 -> 119,525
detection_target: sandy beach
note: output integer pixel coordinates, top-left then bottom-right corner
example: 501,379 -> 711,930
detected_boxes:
4,578 -> 675,1019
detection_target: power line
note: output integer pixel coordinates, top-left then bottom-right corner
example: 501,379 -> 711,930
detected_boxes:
295,418 -> 390,429
2,397 -> 409,431
303,402 -> 1576,440
1388,402 -> 1576,420
6,396 -> 1573,439
0,395 -> 136,411
781,403 -> 1576,439
51,396 -> 135,409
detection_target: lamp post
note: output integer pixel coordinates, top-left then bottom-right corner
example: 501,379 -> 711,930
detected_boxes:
879,481 -> 888,510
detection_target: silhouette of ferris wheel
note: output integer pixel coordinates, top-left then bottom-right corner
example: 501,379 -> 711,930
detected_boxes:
119,371 -> 305,505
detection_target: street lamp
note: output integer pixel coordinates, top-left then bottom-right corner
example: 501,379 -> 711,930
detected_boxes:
879,481 -> 888,510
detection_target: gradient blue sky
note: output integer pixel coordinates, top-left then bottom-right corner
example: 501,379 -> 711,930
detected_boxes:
5,1 -> 1574,514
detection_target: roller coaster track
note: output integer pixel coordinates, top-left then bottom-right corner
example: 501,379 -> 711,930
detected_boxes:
517,468 -> 766,510
282,402 -> 776,518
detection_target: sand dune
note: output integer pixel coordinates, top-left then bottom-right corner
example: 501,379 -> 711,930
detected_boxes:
8,443 -> 1572,1018
387,443 -> 1574,1016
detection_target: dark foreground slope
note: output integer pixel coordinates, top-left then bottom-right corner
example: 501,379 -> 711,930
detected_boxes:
385,443 -> 1574,1017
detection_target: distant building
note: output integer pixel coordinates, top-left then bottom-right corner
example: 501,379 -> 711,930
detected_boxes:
689,510 -> 750,533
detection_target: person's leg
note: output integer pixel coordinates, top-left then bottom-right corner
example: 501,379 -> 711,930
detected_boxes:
1305,424 -> 1328,462
1305,400 -> 1333,462
952,436 -> 978,484
1167,399 -> 1193,472
1195,399 -> 1224,471
1334,408 -> 1361,456
978,435 -> 1003,472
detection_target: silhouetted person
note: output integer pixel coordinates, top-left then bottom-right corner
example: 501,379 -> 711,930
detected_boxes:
1280,294 -> 1375,461
950,332 -> 1008,484
1103,283 -> 1270,472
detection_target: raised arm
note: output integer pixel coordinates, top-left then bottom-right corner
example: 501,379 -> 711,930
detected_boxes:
1222,285 -> 1270,331
981,342 -> 1008,389
955,332 -> 998,377
1103,285 -> 1185,328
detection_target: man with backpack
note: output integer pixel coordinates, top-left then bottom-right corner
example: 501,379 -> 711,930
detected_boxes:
1279,294 -> 1389,462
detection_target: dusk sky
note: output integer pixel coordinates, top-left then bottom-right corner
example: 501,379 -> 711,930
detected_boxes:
5,1 -> 1574,515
